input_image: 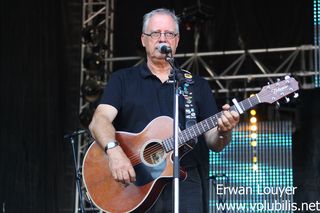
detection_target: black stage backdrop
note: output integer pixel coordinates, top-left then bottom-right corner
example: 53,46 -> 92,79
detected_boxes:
293,89 -> 320,206
0,0 -> 319,212
0,0 -> 81,212
114,0 -> 313,60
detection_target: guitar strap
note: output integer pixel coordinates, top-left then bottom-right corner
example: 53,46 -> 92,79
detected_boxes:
181,71 -> 198,147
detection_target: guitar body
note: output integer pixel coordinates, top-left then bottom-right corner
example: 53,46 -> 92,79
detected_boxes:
82,116 -> 187,213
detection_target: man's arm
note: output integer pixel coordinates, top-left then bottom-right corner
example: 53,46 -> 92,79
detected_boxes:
204,104 -> 239,152
89,104 -> 136,184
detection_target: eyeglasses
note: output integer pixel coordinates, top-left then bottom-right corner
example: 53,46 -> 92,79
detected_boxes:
143,31 -> 178,39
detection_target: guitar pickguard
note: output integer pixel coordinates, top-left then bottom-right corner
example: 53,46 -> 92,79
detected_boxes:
134,159 -> 166,186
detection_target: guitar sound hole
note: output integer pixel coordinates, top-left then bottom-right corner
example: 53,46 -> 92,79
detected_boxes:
142,142 -> 165,166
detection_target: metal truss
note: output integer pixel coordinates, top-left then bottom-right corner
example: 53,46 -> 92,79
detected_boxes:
77,0 -> 114,212
106,45 -> 319,94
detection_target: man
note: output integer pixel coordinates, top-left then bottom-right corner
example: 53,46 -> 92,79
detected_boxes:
89,8 -> 239,213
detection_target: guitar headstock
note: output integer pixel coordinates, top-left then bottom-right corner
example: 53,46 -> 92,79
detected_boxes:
257,76 -> 299,104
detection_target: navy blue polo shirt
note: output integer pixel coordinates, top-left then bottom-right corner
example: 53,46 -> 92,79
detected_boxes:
100,62 -> 218,167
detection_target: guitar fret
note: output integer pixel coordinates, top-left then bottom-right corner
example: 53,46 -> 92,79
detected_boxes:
163,139 -> 168,151
240,102 -> 245,112
168,139 -> 172,151
167,140 -> 172,151
200,122 -> 205,132
163,139 -> 168,152
188,128 -> 193,139
170,138 -> 174,150
243,100 -> 250,111
195,124 -> 201,135
256,94 -> 261,103
209,116 -> 214,127
205,119 -> 209,130
248,98 -> 252,107
245,100 -> 249,110
189,128 -> 193,139
180,132 -> 186,143
215,114 -> 219,124
184,131 -> 189,142
179,132 -> 185,144
191,127 -> 197,138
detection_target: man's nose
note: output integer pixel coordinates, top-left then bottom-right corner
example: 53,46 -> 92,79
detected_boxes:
159,33 -> 167,41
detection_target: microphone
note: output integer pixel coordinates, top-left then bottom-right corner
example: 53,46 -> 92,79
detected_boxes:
158,43 -> 172,54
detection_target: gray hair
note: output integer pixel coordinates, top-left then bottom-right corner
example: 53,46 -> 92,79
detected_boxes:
142,8 -> 180,34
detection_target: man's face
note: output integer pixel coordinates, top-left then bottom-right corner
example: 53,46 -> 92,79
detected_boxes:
141,13 -> 180,60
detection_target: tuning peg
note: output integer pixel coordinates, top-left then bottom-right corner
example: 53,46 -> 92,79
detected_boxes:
294,92 -> 299,98
285,97 -> 290,103
284,75 -> 290,80
276,101 -> 280,109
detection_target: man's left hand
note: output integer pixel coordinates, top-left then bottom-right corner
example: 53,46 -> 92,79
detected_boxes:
217,104 -> 240,133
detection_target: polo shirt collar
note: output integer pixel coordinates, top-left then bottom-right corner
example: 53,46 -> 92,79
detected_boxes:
140,62 -> 153,79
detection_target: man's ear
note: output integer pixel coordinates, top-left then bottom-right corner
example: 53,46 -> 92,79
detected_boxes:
141,34 -> 145,47
175,35 -> 180,49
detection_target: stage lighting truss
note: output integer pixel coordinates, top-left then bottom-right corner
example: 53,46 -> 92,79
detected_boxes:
104,45 -> 319,94
79,0 -> 114,124
76,0 -> 114,212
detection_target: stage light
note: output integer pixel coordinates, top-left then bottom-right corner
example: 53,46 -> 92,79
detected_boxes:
252,164 -> 258,171
250,133 -> 257,139
250,125 -> 257,131
250,109 -> 256,116
251,141 -> 257,147
250,117 -> 257,124
82,25 -> 106,45
83,52 -> 104,71
82,25 -> 96,44
81,78 -> 103,102
253,156 -> 258,163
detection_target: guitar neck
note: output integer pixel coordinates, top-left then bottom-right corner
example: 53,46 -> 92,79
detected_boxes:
162,95 -> 260,152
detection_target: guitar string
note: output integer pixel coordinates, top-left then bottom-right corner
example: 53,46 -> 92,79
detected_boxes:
128,99 -> 244,164
127,127 -> 202,165
127,108 -> 237,164
128,142 -> 169,165
127,128 -> 194,164
128,141 -> 184,165
127,89 -> 292,165
127,100 -> 241,163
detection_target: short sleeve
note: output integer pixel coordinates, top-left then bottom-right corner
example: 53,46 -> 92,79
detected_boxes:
99,72 -> 123,110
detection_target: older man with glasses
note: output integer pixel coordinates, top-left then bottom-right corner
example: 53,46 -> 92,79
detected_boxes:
89,8 -> 239,213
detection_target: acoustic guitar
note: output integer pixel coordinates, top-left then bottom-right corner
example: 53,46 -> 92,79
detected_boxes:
82,76 -> 299,213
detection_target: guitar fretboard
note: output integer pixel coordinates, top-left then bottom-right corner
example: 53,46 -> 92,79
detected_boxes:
162,95 -> 260,152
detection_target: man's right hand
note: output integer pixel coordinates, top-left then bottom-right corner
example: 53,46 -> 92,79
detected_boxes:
107,146 -> 136,185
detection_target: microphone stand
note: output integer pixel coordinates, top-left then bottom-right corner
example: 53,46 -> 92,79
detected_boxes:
64,130 -> 87,213
165,52 -> 185,213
